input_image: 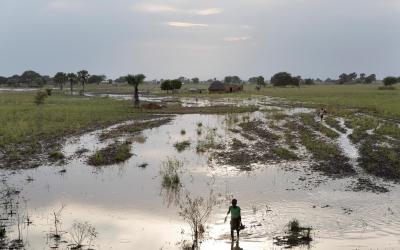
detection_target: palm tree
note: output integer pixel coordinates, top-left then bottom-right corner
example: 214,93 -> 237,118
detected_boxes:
67,73 -> 77,95
77,70 -> 90,95
54,72 -> 67,91
126,74 -> 146,105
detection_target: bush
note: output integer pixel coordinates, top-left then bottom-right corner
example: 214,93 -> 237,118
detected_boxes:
34,91 -> 48,105
383,76 -> 398,86
45,88 -> 53,96
48,151 -> 65,161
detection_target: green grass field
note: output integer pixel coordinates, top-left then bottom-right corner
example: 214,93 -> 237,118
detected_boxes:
86,83 -> 400,118
0,92 -> 138,147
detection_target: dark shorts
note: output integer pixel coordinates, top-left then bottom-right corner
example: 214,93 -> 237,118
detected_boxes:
230,218 -> 240,231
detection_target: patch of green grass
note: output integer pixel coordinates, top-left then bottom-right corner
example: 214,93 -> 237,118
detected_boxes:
48,151 -> 65,161
174,140 -> 191,152
88,141 -> 132,166
300,114 -> 339,139
325,117 -> 346,133
0,92 -> 139,148
376,123 -> 400,140
299,129 -> 340,160
345,116 -> 379,143
359,136 -> 400,180
272,147 -> 298,160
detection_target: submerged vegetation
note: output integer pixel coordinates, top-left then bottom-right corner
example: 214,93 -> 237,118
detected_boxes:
88,141 -> 132,166
160,158 -> 183,189
174,140 -> 191,152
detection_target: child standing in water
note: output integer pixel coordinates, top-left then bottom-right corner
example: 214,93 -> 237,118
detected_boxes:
318,107 -> 327,122
225,199 -> 242,242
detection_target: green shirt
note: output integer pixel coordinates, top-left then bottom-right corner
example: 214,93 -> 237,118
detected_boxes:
229,206 -> 241,219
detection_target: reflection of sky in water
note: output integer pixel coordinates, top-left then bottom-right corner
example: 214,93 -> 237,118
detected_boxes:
2,113 -> 400,249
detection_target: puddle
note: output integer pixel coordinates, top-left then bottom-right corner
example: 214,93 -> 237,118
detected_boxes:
1,112 -> 400,249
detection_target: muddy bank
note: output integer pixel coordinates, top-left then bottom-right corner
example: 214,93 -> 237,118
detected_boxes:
0,114 -> 163,170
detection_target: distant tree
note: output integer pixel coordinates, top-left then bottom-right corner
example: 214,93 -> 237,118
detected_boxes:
114,76 -> 127,83
191,77 -> 200,84
224,76 -> 241,84
292,76 -> 301,87
77,70 -> 90,95
249,76 -> 265,87
108,79 -> 113,84
383,76 -> 398,86
358,73 -> 366,83
171,79 -> 183,93
6,75 -> 20,87
161,80 -> 173,93
67,73 -> 77,95
271,72 -> 293,87
20,70 -> 44,87
88,75 -> 106,85
0,76 -> 7,85
304,78 -> 315,85
54,72 -> 68,90
338,73 -> 348,84
364,74 -> 376,84
126,74 -> 146,105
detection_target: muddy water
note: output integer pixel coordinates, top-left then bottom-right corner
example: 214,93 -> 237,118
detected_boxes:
2,112 -> 400,250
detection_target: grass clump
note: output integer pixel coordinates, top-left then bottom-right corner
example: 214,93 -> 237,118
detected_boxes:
272,147 -> 298,160
300,113 -> 339,139
180,129 -> 186,135
48,151 -> 65,161
196,129 -> 221,153
88,141 -> 132,166
34,91 -> 48,105
160,158 -> 183,188
325,117 -> 347,133
174,140 -> 191,152
274,219 -> 312,248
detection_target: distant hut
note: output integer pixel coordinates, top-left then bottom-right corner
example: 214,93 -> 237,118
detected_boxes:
208,81 -> 243,93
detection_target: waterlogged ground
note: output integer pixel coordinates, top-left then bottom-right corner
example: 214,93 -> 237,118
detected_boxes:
1,103 -> 400,249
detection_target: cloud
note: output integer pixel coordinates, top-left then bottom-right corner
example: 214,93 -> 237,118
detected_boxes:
224,36 -> 252,42
131,3 -> 178,13
131,3 -> 222,16
167,22 -> 209,28
191,8 -> 223,16
46,0 -> 84,12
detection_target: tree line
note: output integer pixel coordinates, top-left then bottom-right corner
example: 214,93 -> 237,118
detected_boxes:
2,70 -> 400,89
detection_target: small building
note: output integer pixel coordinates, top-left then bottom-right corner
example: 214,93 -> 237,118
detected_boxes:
208,81 -> 243,93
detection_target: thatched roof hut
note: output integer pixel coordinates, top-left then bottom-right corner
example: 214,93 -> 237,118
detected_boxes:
208,81 -> 226,92
208,81 -> 243,93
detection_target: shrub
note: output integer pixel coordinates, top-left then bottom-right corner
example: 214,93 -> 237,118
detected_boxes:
383,76 -> 398,86
34,91 -> 48,105
45,88 -> 53,96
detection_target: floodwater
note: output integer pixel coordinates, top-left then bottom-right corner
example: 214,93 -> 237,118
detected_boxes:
2,110 -> 400,250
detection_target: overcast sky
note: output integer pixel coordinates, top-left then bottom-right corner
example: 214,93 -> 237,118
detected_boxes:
0,0 -> 399,80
